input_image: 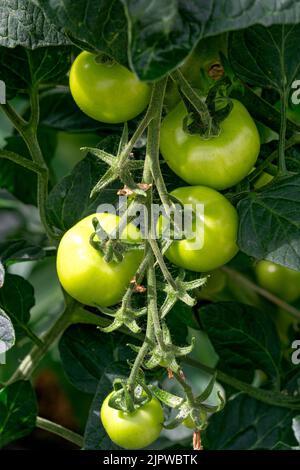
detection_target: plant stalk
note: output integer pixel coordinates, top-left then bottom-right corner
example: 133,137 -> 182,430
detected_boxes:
36,417 -> 84,448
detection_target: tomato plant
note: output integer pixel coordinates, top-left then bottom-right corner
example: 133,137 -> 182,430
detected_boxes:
1,0 -> 300,456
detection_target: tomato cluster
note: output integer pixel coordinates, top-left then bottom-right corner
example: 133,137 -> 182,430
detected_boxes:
57,45 -> 265,448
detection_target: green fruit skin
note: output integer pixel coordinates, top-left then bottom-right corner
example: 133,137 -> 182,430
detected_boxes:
160,99 -> 260,190
255,260 -> 300,303
70,51 -> 151,124
162,186 -> 238,272
100,393 -> 164,449
57,213 -> 143,308
197,269 -> 226,297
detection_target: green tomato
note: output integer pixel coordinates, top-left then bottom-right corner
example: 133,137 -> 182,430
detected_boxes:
160,99 -> 260,190
100,392 -> 164,449
255,260 -> 300,303
69,51 -> 151,123
56,213 -> 143,307
197,269 -> 226,298
161,186 -> 238,272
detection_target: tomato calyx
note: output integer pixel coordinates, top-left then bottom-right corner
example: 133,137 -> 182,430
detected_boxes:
141,321 -> 195,372
109,382 -> 152,414
84,124 -> 147,198
98,301 -> 147,333
180,77 -> 233,139
94,52 -> 116,66
152,373 -> 224,431
157,269 -> 207,312
90,217 -> 143,264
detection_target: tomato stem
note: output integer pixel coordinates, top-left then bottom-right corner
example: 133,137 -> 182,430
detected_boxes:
36,416 -> 83,448
222,265 -> 300,320
0,88 -> 57,243
6,297 -> 79,385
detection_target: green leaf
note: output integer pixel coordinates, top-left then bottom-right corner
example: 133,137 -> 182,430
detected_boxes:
59,324 -> 129,394
122,0 -> 300,80
0,131 -> 57,205
37,0 -> 128,66
165,302 -> 192,347
231,87 -> 300,136
46,138 -> 120,233
229,25 -> 300,91
0,46 -> 71,99
84,362 -> 129,450
0,273 -> 35,342
0,381 -> 37,449
0,0 -> 68,48
203,393 -> 298,450
238,174 -> 300,271
0,239 -> 50,266
0,308 -> 15,355
39,90 -> 112,133
200,301 -> 281,383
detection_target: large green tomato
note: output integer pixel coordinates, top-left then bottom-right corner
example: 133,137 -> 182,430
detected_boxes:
161,186 -> 238,272
56,213 -> 143,307
69,51 -> 151,123
160,99 -> 260,190
255,260 -> 300,303
197,269 -> 227,298
101,392 -> 164,449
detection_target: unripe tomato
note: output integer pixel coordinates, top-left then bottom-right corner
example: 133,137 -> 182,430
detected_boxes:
160,99 -> 260,190
101,392 -> 164,449
255,260 -> 300,303
56,213 -> 143,307
69,51 -> 151,123
160,186 -> 238,272
197,269 -> 226,298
